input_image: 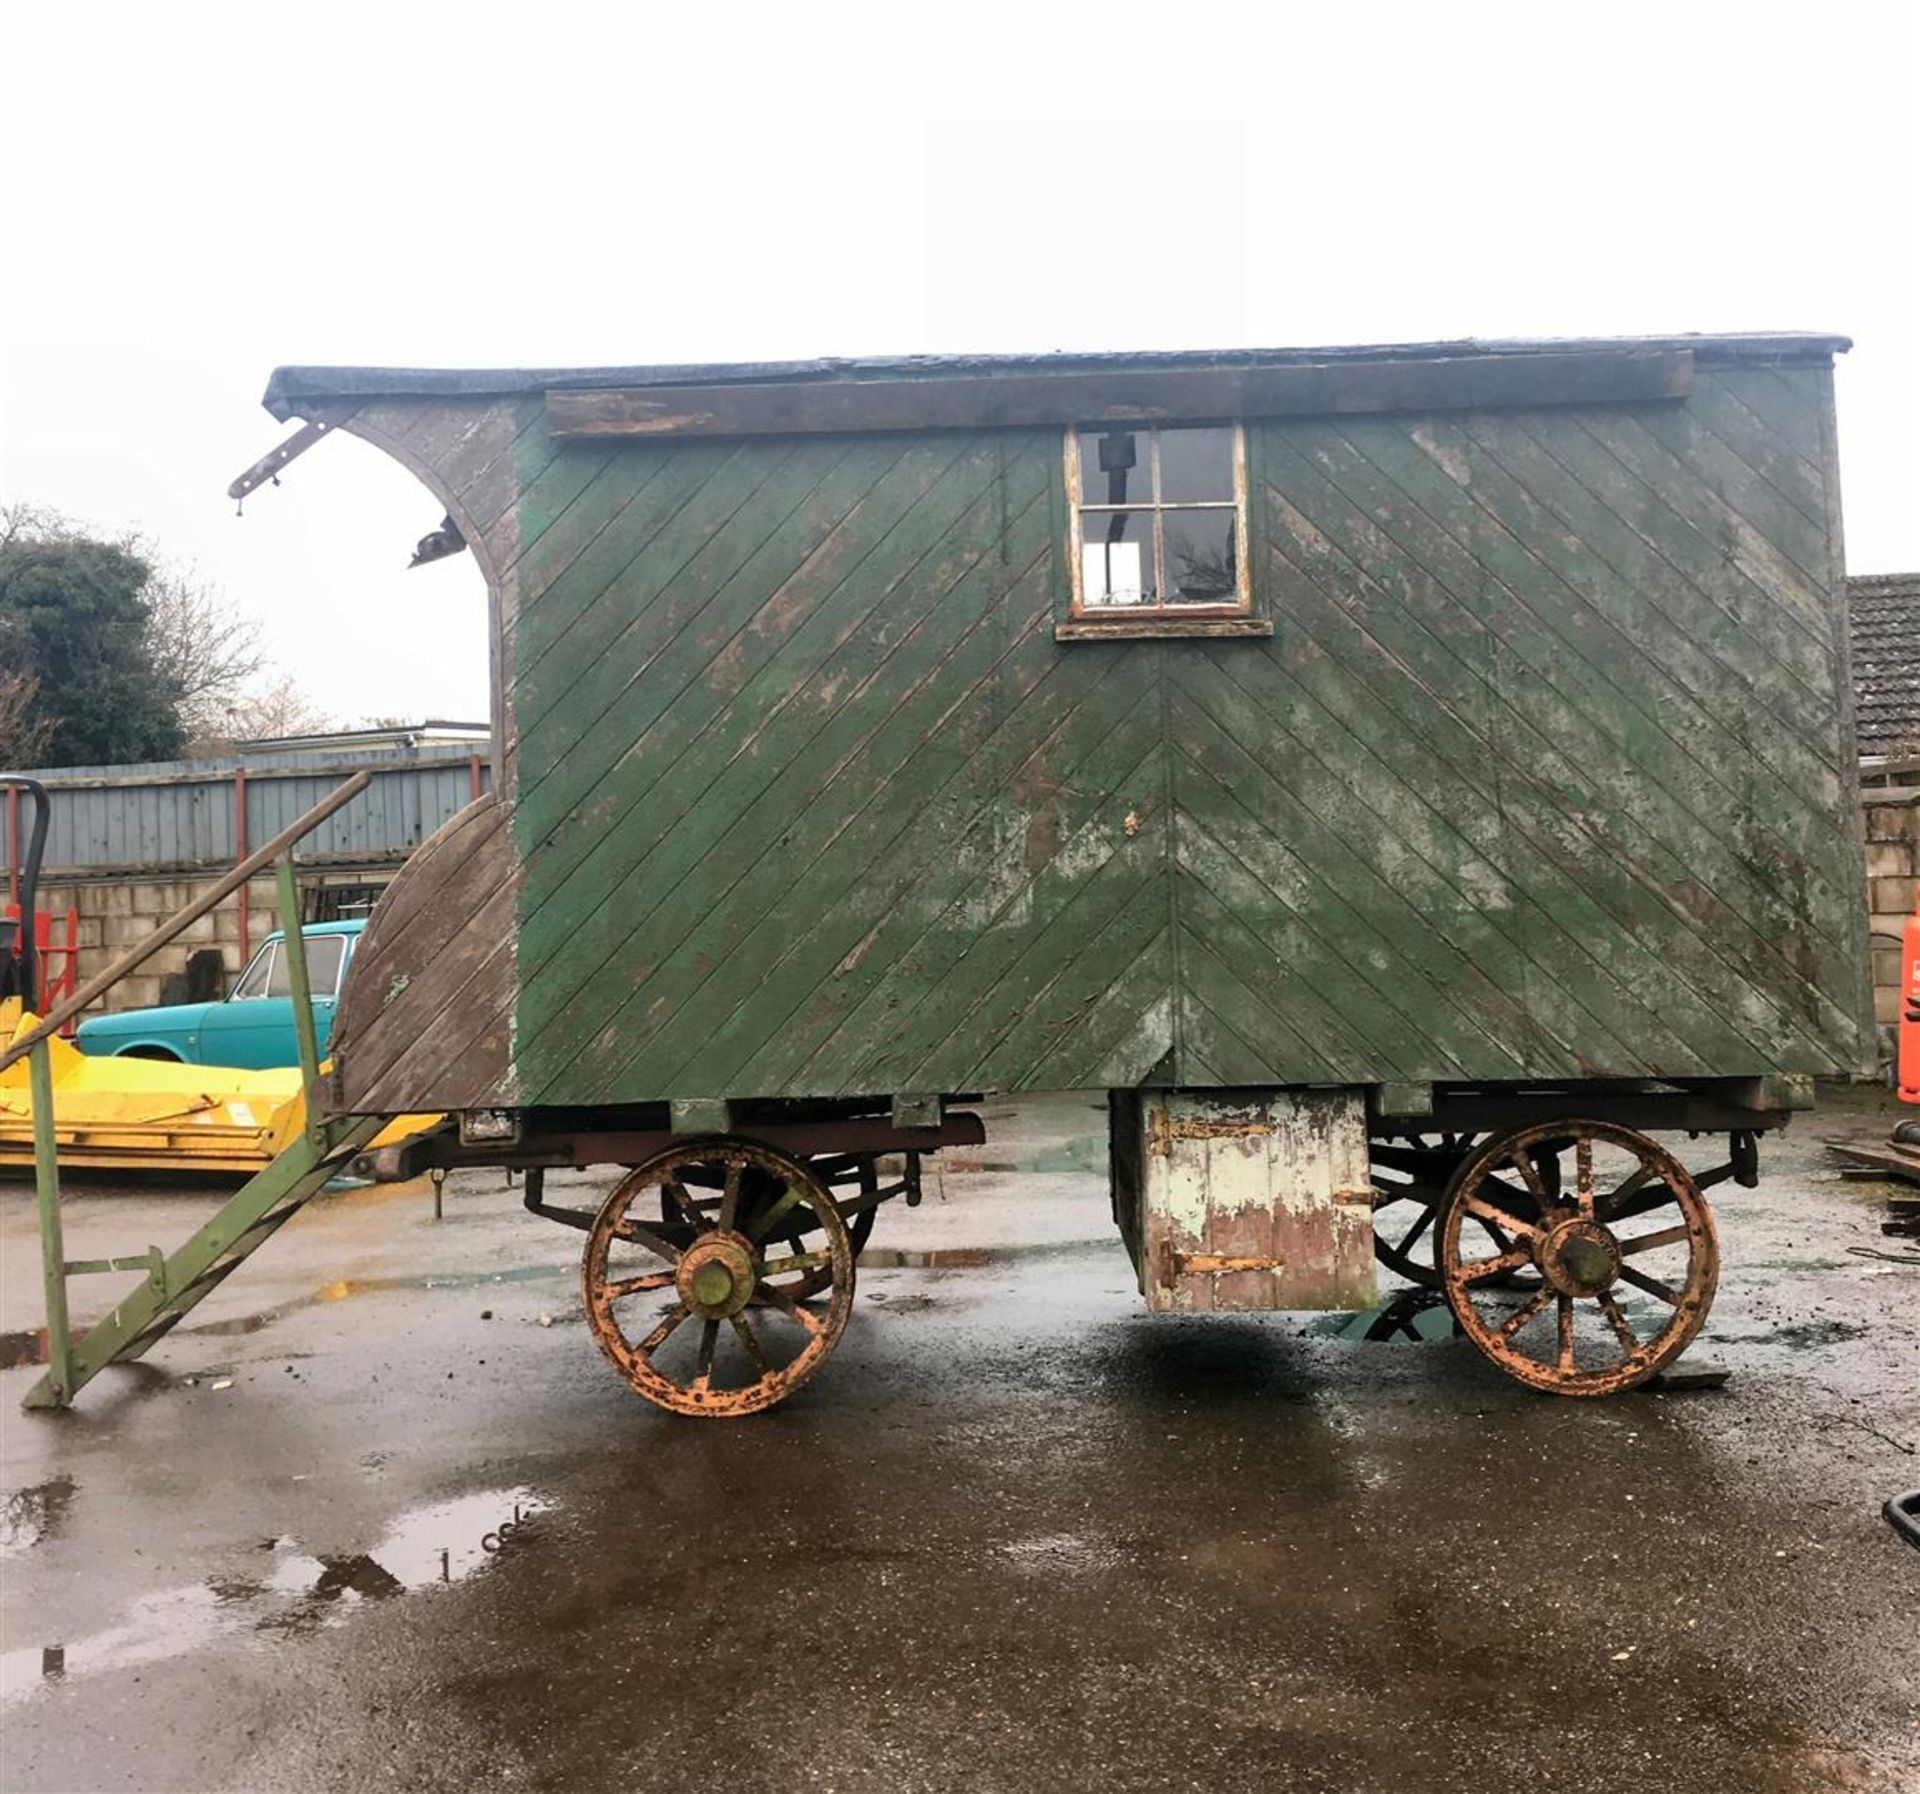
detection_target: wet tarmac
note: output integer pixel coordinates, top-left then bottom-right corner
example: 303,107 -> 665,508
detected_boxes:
2,1089 -> 1916,1793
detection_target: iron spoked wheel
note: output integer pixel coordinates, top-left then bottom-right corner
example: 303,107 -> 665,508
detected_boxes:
583,1138 -> 854,1417
1370,1134 -> 1539,1290
656,1162 -> 876,1301
1437,1119 -> 1719,1398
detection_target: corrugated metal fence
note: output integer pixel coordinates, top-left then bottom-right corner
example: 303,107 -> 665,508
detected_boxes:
4,743 -> 493,878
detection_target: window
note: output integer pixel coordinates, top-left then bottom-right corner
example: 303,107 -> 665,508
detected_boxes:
228,934 -> 348,1001
231,942 -> 276,1001
1064,423 -> 1262,635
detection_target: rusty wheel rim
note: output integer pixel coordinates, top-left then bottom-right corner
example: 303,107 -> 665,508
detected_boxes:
583,1138 -> 854,1417
1438,1120 -> 1718,1398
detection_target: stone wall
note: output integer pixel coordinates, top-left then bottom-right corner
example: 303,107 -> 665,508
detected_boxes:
1865,790 -> 1919,1031
28,868 -> 396,1013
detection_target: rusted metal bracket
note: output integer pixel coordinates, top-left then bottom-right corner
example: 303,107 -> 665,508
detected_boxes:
227,420 -> 333,506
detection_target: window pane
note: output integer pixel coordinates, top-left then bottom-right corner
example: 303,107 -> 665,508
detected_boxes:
232,944 -> 276,1001
1077,429 -> 1148,506
1162,509 -> 1239,603
1158,427 -> 1235,504
306,936 -> 347,993
265,934 -> 346,998
1079,510 -> 1157,606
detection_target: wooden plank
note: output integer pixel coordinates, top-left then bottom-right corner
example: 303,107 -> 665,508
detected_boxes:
517,435 -> 999,947
1167,801 -> 1431,1080
1289,419 -> 1857,967
1253,446 -> 1846,1066
514,438 -> 877,843
548,533 -> 1068,1100
635,647 -> 1163,1100
544,349 -> 1693,440
512,441 -> 1041,1075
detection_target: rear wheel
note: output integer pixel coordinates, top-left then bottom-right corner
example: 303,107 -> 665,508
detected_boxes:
1437,1119 -> 1719,1397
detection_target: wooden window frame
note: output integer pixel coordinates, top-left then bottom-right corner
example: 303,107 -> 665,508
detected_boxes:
1058,421 -> 1271,641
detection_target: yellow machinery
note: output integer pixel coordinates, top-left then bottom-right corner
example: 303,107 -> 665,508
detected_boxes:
1,999 -> 433,1174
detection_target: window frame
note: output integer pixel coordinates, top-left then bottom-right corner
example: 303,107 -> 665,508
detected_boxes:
229,940 -> 277,1002
1061,421 -> 1264,637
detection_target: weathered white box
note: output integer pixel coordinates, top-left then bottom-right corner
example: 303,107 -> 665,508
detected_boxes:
1111,1089 -> 1377,1312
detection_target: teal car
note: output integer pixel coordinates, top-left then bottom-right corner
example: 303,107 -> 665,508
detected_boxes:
75,921 -> 364,1069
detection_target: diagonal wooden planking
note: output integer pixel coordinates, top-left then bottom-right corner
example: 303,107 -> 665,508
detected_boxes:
325,364 -> 1872,1111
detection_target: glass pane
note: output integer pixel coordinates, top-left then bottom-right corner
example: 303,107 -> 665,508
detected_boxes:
1077,428 -> 1148,507
1079,510 -> 1157,607
307,936 -> 347,994
1162,509 -> 1239,604
1158,426 -> 1235,504
266,934 -> 346,998
232,943 -> 276,1001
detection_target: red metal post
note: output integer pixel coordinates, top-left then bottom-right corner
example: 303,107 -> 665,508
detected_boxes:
469,752 -> 483,803
6,782 -> 16,911
234,768 -> 250,963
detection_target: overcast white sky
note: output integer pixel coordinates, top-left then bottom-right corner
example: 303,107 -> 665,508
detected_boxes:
2,1 -> 1914,726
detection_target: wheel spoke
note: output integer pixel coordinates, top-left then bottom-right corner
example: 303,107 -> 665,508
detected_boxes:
1617,1263 -> 1682,1306
746,1182 -> 807,1242
1575,1137 -> 1594,1218
1597,1290 -> 1641,1357
662,1177 -> 709,1233
633,1304 -> 690,1360
717,1161 -> 743,1233
730,1312 -> 773,1375
611,1218 -> 684,1264
755,1280 -> 825,1335
1462,1192 -> 1538,1239
693,1318 -> 720,1391
1599,1160 -> 1658,1221
1509,1148 -> 1551,1210
1494,1286 -> 1554,1341
1557,1293 -> 1575,1372
1393,1204 -> 1437,1258
605,1271 -> 676,1299
1458,1243 -> 1534,1285
1617,1223 -> 1691,1257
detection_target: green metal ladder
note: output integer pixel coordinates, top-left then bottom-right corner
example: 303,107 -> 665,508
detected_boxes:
6,774 -> 398,1411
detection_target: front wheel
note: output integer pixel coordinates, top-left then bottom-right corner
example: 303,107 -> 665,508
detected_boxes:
582,1137 -> 855,1417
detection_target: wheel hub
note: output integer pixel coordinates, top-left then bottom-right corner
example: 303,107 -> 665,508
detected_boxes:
676,1232 -> 758,1319
1539,1219 -> 1621,1297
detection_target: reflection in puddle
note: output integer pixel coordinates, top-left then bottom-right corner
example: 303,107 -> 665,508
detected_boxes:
0,1476 -> 77,1558
1309,1287 -> 1671,1345
0,1485 -> 547,1702
1307,1289 -> 1462,1342
863,1239 -> 1106,1270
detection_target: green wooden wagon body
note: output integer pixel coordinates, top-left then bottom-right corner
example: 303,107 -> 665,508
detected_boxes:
251,333 -> 1877,1408
266,334 -> 1873,1119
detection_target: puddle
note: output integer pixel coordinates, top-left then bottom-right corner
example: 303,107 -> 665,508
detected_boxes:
1308,1288 -> 1670,1345
1706,1318 -> 1871,1349
0,1484 -> 548,1702
862,1239 -> 1107,1270
1304,1289 -> 1462,1342
0,1476 -> 77,1558
184,1263 -> 568,1338
1000,1532 -> 1124,1575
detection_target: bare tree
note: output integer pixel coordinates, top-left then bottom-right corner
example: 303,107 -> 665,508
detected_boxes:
0,669 -> 55,768
146,567 -> 265,745
196,673 -> 337,747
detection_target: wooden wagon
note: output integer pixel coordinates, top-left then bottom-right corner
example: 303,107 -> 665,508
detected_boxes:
247,333 -> 1876,1413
